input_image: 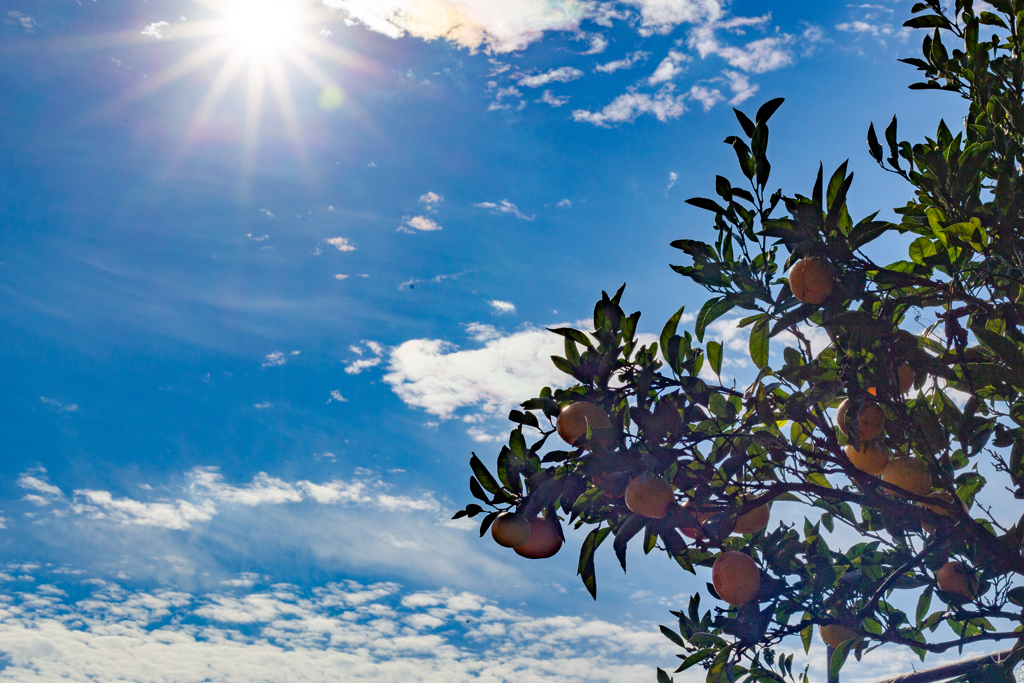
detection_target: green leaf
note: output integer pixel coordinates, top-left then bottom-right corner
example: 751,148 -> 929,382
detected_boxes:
613,514 -> 647,572
578,526 -> 610,600
829,638 -> 855,680
469,476 -> 491,504
676,649 -> 715,672
734,108 -> 755,137
903,14 -> 952,28
659,625 -> 686,648
707,341 -> 723,376
755,97 -> 785,126
479,510 -> 499,537
917,586 -> 933,623
979,11 -> 1008,27
470,454 -> 501,494
696,297 -> 735,342
657,668 -> 673,683
548,326 -> 593,349
867,123 -> 884,163
749,318 -> 770,369
661,307 -> 687,359
685,197 -> 727,214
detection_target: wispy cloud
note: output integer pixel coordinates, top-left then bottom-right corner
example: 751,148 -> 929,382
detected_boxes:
518,66 -> 584,88
7,10 -> 37,33
665,172 -> 678,192
595,50 -> 649,73
474,200 -> 534,221
40,397 -> 78,413
539,90 -> 570,107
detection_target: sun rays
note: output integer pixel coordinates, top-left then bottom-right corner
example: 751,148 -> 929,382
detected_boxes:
88,0 -> 369,182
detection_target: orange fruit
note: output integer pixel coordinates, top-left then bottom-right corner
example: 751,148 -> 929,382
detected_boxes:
491,512 -> 532,548
881,457 -> 932,497
712,551 -> 760,606
844,441 -> 889,476
820,624 -> 859,648
897,363 -> 915,394
936,561 -> 979,600
513,516 -> 563,559
556,402 -> 612,447
836,399 -> 886,441
789,257 -> 834,305
733,495 -> 770,534
625,476 -> 674,519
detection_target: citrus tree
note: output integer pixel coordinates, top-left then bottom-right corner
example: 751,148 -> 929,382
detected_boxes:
453,1 -> 1024,680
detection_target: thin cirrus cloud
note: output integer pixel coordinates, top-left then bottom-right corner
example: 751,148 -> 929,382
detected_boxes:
517,66 -> 584,88
595,50 -> 649,73
474,200 -> 534,221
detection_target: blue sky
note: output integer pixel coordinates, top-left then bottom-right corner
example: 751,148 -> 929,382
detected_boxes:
0,0 -> 983,680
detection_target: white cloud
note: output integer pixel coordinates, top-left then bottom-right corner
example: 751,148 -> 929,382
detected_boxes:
518,66 -> 584,88
324,237 -> 356,252
345,341 -> 386,374
71,489 -> 216,530
579,32 -> 609,54
464,323 -> 501,342
688,25 -> 794,73
254,402 -> 272,409
557,199 -> 572,208
722,69 -> 757,104
0,576 -> 683,683
141,20 -> 170,39
346,357 -> 383,374
403,216 -> 443,232
648,50 -> 689,84
488,300 -> 516,315
572,87 -> 686,127
262,352 -> 287,367
7,11 -> 36,32
246,233 -> 269,241
595,51 -> 649,73
419,192 -> 443,204
40,397 -> 78,413
474,200 -> 534,221
622,0 -> 725,35
382,325 -> 572,420
688,84 -> 724,110
665,172 -> 679,192
328,390 -> 348,403
322,0 -> 597,54
540,90 -> 570,107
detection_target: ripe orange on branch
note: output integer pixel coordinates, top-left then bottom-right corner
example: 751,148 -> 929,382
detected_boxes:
820,623 -> 860,648
625,476 -> 675,519
556,401 -> 612,446
711,551 -> 760,606
491,512 -> 532,548
788,257 -> 834,304
843,441 -> 889,476
881,457 -> 932,497
733,495 -> 770,534
936,561 -> 980,600
836,399 -> 886,441
513,516 -> 563,559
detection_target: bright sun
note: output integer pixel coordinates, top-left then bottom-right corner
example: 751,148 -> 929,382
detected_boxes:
221,0 -> 300,58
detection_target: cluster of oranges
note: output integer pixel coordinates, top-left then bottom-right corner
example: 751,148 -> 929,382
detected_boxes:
490,256 -> 978,648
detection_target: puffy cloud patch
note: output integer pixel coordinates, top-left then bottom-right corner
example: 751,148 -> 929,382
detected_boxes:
572,87 -> 686,127
648,50 -> 689,84
488,300 -> 516,315
0,575 -> 682,683
323,0 -> 595,54
382,325 -> 571,420
141,20 -> 170,39
324,237 -> 357,252
402,216 -> 443,232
